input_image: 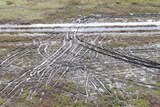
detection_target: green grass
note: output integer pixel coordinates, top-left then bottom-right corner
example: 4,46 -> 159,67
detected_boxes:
104,36 -> 160,48
0,96 -> 6,105
153,90 -> 160,96
133,99 -> 150,107
10,80 -> 94,107
153,82 -> 160,87
125,86 -> 139,92
152,89 -> 160,98
0,36 -> 32,42
0,0 -> 160,23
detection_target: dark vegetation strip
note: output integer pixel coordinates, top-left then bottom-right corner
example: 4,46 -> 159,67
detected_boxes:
0,36 -> 32,42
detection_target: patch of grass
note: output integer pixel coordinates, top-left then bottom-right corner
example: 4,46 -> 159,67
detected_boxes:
133,99 -> 150,107
20,89 -> 30,99
0,96 -> 6,105
5,0 -> 14,5
125,86 -> 139,92
16,89 -> 39,107
104,36 -> 160,48
37,93 -> 93,107
13,80 -> 94,107
108,43 -> 129,48
116,2 -> 121,4
67,82 -> 77,89
153,82 -> 160,87
67,0 -> 80,6
0,0 -> 160,23
0,36 -> 32,42
152,90 -> 160,96
99,91 -> 126,107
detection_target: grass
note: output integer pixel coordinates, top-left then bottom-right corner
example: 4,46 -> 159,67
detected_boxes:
153,82 -> 160,86
12,81 -> 94,107
0,35 -> 32,42
152,89 -> 160,99
0,0 -> 160,23
125,86 -> 139,92
0,96 -> 6,105
133,99 -> 150,107
153,90 -> 160,96
104,35 -> 160,48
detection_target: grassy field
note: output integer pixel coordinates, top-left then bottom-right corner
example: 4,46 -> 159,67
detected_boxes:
0,0 -> 160,23
0,35 -> 32,42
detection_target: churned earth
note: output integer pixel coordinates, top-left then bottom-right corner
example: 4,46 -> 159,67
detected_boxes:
0,24 -> 160,107
0,0 -> 160,107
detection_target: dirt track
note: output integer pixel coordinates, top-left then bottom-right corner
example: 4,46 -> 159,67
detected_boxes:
0,22 -> 160,107
0,22 -> 160,33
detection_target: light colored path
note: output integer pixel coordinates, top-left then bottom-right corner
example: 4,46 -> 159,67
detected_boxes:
0,22 -> 160,33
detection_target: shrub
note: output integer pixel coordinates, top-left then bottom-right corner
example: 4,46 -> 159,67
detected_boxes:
6,0 -> 14,5
68,0 -> 80,6
0,97 -> 5,105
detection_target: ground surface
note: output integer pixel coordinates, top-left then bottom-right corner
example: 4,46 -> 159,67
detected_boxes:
0,29 -> 160,107
0,0 -> 160,107
0,0 -> 160,24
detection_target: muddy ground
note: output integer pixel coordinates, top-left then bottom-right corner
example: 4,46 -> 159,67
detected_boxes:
0,30 -> 160,107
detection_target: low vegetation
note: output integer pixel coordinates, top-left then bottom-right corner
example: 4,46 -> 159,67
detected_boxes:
104,35 -> 160,48
133,99 -> 150,107
0,35 -> 32,42
0,0 -> 160,23
1,33 -> 160,106
0,97 -> 6,105
7,81 -> 94,107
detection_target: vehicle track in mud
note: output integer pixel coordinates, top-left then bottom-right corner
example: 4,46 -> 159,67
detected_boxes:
0,22 -> 160,107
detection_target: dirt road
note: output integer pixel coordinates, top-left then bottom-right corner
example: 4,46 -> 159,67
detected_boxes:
0,22 -> 160,33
